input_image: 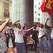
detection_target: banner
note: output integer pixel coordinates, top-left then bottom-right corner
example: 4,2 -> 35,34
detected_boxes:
41,0 -> 53,15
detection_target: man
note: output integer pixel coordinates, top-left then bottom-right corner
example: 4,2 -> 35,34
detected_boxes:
32,26 -> 38,52
45,13 -> 53,53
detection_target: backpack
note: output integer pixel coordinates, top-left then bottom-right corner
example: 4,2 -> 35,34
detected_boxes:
0,33 -> 7,53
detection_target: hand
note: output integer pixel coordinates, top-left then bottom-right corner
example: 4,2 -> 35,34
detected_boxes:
32,26 -> 35,29
5,18 -> 9,23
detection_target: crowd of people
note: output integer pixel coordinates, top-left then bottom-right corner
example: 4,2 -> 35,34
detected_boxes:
0,19 -> 36,53
0,18 -> 53,53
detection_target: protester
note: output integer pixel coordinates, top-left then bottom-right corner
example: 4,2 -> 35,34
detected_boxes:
0,18 -> 9,53
13,23 -> 34,53
5,22 -> 15,53
38,24 -> 47,53
32,26 -> 39,52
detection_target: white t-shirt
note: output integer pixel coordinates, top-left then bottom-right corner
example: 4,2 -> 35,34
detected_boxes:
8,38 -> 13,48
51,28 -> 53,39
38,27 -> 46,38
14,28 -> 26,43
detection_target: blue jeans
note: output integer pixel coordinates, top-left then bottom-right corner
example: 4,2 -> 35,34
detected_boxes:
50,39 -> 53,53
39,37 -> 51,53
15,43 -> 26,53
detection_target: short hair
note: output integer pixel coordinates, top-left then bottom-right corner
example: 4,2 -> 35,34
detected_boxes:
6,22 -> 12,27
14,23 -> 21,29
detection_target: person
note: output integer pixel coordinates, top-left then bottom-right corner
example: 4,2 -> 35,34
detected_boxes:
5,22 -> 15,53
32,26 -> 38,52
13,23 -> 34,53
48,13 -> 53,53
45,18 -> 52,53
38,24 -> 47,53
50,28 -> 53,53
0,18 -> 9,53
6,29 -> 15,53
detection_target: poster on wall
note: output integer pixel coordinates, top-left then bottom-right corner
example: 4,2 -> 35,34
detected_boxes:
41,0 -> 53,15
34,0 -> 50,25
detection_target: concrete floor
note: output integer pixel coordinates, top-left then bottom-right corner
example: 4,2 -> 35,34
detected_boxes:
28,50 -> 36,53
28,50 -> 48,53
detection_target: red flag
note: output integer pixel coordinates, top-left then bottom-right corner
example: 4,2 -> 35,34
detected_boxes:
40,0 -> 53,15
40,2 -> 46,12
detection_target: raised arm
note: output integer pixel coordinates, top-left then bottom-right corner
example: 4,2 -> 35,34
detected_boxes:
24,26 -> 34,32
0,18 -> 9,32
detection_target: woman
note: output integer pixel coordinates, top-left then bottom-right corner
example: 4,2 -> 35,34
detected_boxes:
13,23 -> 34,53
0,18 -> 9,53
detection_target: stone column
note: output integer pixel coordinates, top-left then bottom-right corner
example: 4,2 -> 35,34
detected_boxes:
0,1 -> 4,21
11,0 -> 33,26
11,0 -> 20,23
19,0 -> 33,27
11,0 -> 17,23
4,0 -> 9,18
